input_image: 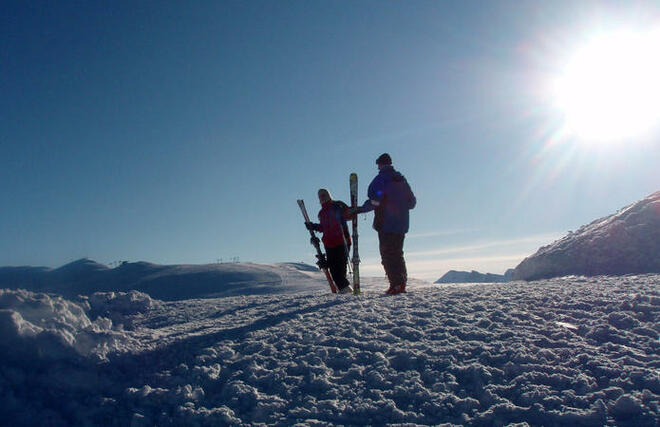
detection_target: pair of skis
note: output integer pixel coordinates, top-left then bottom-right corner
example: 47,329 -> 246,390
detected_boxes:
297,199 -> 337,293
297,173 -> 361,295
349,173 -> 360,295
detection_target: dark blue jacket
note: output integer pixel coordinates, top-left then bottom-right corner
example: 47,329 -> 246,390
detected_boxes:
361,165 -> 416,233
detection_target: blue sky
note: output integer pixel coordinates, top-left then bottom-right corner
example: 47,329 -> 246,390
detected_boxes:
2,1 -> 659,280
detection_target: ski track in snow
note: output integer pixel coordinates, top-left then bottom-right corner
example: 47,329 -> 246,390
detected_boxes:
1,276 -> 659,426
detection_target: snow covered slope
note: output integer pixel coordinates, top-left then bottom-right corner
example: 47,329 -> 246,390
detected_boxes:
435,269 -> 513,284
1,275 -> 658,425
513,191 -> 660,281
0,260 -> 333,300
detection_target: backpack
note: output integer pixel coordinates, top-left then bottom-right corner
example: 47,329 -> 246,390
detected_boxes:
373,173 -> 416,232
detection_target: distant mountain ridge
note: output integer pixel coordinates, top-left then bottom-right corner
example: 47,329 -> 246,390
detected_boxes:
435,269 -> 514,284
512,191 -> 660,280
0,259 -> 328,301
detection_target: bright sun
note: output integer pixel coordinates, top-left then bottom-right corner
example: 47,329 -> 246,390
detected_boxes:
553,28 -> 660,142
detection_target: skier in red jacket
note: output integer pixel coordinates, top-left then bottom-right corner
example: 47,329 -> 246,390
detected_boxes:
306,189 -> 354,294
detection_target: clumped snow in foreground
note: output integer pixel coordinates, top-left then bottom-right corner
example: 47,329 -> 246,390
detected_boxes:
1,276 -> 659,425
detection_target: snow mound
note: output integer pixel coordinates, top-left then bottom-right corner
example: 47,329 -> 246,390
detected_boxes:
1,276 -> 658,425
82,290 -> 162,330
86,290 -> 160,316
0,289 -> 148,362
52,258 -> 109,275
513,191 -> 660,280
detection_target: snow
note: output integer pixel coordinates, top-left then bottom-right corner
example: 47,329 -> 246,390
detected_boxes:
513,191 -> 660,280
0,260 -> 337,300
435,269 -> 513,283
1,274 -> 658,425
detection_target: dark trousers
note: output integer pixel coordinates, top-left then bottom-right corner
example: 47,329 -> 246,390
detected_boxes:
326,245 -> 350,290
378,232 -> 407,286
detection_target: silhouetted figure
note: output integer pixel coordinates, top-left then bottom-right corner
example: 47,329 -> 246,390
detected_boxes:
356,153 -> 416,294
306,189 -> 354,294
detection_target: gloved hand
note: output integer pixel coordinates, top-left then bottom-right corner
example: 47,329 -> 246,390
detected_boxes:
305,222 -> 317,231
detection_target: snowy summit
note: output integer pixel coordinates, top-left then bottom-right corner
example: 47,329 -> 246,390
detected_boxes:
513,191 -> 660,281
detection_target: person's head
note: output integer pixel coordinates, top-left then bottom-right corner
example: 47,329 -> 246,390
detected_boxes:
376,153 -> 392,169
317,188 -> 332,204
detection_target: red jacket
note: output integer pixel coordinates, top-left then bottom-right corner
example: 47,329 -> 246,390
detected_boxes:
316,201 -> 352,249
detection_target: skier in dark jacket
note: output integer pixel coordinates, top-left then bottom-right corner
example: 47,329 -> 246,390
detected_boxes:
306,189 -> 354,294
356,153 -> 416,294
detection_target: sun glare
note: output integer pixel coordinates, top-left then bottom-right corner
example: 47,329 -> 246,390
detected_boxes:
554,28 -> 660,143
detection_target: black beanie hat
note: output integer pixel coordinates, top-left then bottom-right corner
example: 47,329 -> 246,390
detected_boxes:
376,153 -> 392,165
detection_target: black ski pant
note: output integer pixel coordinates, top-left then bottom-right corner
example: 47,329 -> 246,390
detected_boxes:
326,245 -> 351,291
378,232 -> 407,287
